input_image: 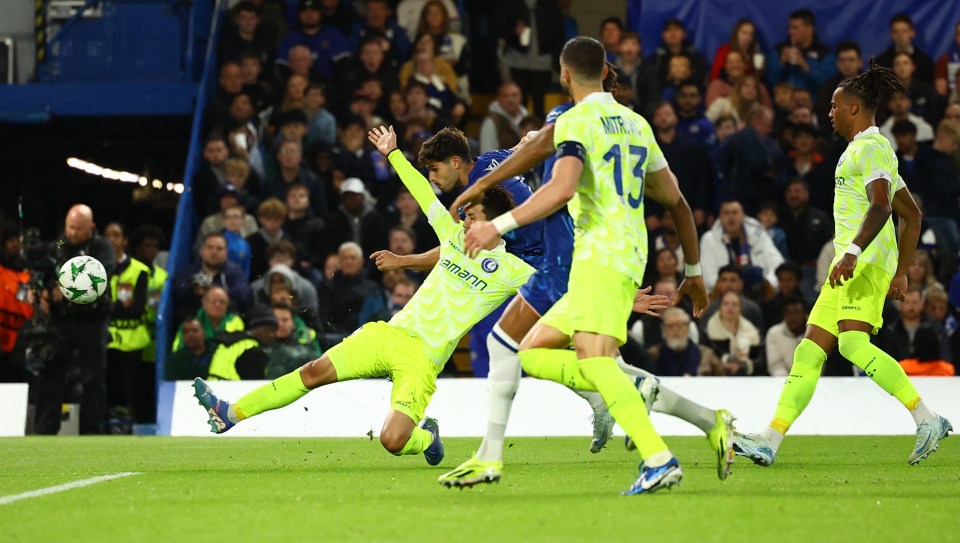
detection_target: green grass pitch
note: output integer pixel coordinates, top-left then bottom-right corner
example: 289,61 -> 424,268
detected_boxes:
1,436 -> 957,542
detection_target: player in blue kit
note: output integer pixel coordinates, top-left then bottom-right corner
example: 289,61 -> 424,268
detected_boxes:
436,62 -> 734,489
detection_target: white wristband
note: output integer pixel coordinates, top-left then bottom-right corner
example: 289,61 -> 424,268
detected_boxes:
684,262 -> 702,277
491,212 -> 519,235
844,243 -> 862,257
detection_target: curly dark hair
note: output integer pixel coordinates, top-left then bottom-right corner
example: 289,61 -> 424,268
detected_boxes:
837,58 -> 905,112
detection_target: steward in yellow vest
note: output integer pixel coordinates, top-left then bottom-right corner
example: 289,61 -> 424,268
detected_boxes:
207,305 -> 278,380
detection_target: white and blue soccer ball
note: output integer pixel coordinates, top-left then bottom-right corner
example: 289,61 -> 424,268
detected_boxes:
57,255 -> 108,305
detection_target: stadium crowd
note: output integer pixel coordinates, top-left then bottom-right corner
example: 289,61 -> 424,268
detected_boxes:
3,1 -> 960,434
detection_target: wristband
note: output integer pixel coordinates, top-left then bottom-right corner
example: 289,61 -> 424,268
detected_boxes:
386,148 -> 400,159
684,262 -> 702,277
844,243 -> 862,257
491,212 -> 519,235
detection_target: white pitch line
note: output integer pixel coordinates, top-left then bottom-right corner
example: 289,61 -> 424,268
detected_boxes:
0,472 -> 141,506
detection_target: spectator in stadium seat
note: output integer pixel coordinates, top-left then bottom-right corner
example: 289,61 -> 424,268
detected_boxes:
333,115 -> 395,203
274,44 -> 324,91
877,14 -> 935,85
173,234 -> 252,319
647,307 -> 706,377
761,262 -> 807,328
650,18 -> 708,88
386,185 -> 438,253
239,51 -> 273,113
880,289 -> 953,363
208,62 -> 245,128
171,285 -> 245,351
165,316 -> 217,380
716,104 -> 784,214
706,51 -> 773,110
218,1 -> 272,64
492,0 -> 564,118
659,54 -> 694,104
704,291 -> 760,376
318,242 -> 381,333
764,9 -> 836,96
908,121 -> 960,251
267,139 -> 328,218
779,178 -> 832,287
816,41 -> 862,130
304,84 -> 337,146
756,202 -> 789,261
699,265 -> 765,333
417,0 -> 469,96
479,82 -> 527,154
399,34 -> 459,98
358,273 -> 418,326
247,198 -> 288,281
881,93 -> 934,149
229,0 -> 286,50
207,305 -> 278,380
264,303 -> 322,379
194,133 -> 231,217
251,240 -> 320,321
906,248 -> 943,293
283,183 -> 326,274
892,51 -> 943,126
349,0 -> 410,65
673,81 -> 717,150
397,0 -> 460,41
318,0 -> 360,36
323,178 -> 389,260
701,200 -> 785,295
650,101 -> 711,227
710,18 -> 764,82
276,0 -> 350,83
221,205 -> 253,279
933,21 -> 960,96
765,296 -> 807,377
784,124 -> 831,199
614,32 -> 660,117
197,184 -> 259,250
226,95 -> 268,184
598,17 -> 623,60
335,38 -> 400,118
405,49 -> 460,115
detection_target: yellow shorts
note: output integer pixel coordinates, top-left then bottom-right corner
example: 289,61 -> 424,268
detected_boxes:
326,321 -> 438,423
540,260 -> 637,345
808,261 -> 891,336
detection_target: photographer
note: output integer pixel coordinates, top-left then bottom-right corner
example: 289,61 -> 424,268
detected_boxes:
35,205 -> 116,435
0,228 -> 34,383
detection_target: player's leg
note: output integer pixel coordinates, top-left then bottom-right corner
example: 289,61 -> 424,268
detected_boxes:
734,282 -> 839,465
477,296 -> 538,460
833,266 -> 950,462
193,325 -> 376,433
615,359 -> 735,479
381,334 -> 442,463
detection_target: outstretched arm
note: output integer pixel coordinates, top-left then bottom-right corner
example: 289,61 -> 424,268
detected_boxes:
463,155 -> 579,258
448,125 -> 556,219
370,247 -> 440,272
888,186 -> 922,301
645,166 -> 709,318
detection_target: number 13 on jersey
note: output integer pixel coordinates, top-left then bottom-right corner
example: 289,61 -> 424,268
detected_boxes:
602,144 -> 647,209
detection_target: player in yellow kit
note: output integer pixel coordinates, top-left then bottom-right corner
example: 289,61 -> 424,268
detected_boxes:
465,37 -> 709,495
194,125 -> 534,465
734,61 -> 952,466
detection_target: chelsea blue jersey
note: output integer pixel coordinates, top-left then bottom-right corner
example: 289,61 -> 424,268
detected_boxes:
466,150 -> 545,268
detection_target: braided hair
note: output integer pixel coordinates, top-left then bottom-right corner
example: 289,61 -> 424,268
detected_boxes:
837,58 -> 905,112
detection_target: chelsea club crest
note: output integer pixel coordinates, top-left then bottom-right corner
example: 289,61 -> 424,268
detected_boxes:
481,258 -> 499,273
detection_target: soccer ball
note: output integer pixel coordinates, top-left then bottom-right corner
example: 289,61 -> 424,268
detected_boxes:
58,255 -> 108,304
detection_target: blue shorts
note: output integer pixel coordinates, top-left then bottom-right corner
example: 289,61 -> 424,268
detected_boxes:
518,264 -> 571,316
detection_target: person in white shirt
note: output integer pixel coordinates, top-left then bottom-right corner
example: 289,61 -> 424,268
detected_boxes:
765,297 -> 807,376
